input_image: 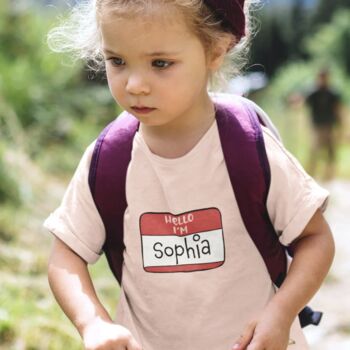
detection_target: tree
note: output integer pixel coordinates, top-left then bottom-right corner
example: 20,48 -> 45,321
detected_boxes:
289,0 -> 310,59
249,12 -> 290,76
311,0 -> 350,27
249,0 -> 313,77
305,10 -> 350,76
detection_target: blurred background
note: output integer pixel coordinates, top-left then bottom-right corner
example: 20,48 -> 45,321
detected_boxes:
0,0 -> 349,349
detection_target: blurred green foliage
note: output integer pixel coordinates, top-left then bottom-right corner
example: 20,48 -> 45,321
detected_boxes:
262,9 -> 350,104
0,3 -> 120,348
250,1 -> 350,77
0,0 -> 117,174
312,0 -> 350,26
0,143 -> 20,205
305,10 -> 350,77
247,6 -> 350,178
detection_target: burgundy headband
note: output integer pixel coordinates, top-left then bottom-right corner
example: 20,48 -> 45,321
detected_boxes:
204,0 -> 246,40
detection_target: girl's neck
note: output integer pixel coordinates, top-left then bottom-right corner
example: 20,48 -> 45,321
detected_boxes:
140,95 -> 216,159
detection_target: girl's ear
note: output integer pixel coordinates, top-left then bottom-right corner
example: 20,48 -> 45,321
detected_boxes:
208,34 -> 235,72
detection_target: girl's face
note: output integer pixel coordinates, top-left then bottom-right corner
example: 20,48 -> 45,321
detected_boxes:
100,9 -> 219,129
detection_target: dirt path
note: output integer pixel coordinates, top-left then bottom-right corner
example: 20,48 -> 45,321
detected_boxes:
304,180 -> 350,349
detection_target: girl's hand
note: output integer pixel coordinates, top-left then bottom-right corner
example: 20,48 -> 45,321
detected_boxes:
82,317 -> 142,350
231,306 -> 293,350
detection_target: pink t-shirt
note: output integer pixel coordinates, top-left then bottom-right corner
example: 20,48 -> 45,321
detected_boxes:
44,120 -> 328,350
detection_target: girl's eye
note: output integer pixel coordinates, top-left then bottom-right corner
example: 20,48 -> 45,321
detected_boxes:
152,60 -> 173,69
109,57 -> 125,67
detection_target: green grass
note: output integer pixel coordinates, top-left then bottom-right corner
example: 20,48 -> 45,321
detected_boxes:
0,273 -> 81,349
0,240 -> 119,349
0,146 -> 120,349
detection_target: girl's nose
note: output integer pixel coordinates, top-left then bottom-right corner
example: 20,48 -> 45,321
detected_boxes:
126,73 -> 151,95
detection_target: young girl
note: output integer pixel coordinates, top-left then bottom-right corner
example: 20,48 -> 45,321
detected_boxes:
44,1 -> 335,349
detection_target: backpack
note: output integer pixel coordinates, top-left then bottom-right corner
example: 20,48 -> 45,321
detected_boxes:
88,93 -> 321,328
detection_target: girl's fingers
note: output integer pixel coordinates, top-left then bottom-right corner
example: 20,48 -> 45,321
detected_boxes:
232,321 -> 256,350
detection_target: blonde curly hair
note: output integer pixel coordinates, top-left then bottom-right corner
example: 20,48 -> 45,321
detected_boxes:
48,0 -> 260,90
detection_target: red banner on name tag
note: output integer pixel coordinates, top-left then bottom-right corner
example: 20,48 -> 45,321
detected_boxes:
140,208 -> 222,236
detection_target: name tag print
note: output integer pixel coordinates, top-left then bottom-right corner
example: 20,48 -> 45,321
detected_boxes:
140,208 -> 225,273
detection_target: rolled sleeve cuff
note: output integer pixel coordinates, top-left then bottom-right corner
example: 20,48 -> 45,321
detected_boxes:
44,214 -> 102,264
279,186 -> 329,246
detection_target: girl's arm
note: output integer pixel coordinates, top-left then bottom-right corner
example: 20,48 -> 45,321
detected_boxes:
233,209 -> 335,350
48,237 -> 142,350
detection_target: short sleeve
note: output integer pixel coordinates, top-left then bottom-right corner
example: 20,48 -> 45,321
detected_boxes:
264,128 -> 329,246
43,141 -> 105,263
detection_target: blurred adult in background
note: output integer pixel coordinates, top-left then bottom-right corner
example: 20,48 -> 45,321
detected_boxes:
306,69 -> 342,180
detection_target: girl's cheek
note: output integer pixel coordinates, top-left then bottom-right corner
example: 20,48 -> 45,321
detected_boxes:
108,83 -> 121,100
106,72 -> 122,94
105,74 -> 117,96
108,82 -> 126,106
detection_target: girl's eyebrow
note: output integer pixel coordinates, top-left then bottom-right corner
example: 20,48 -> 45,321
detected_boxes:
103,48 -> 182,57
143,51 -> 182,57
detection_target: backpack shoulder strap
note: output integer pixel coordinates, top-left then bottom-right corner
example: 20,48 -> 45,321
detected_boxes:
213,95 -> 287,287
214,94 -> 322,327
88,111 -> 139,285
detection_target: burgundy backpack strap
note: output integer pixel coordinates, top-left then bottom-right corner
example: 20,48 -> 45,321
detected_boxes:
88,112 -> 139,285
215,99 -> 287,287
215,97 -> 322,328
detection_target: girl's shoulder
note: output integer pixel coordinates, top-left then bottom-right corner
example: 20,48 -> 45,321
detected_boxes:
262,125 -> 309,181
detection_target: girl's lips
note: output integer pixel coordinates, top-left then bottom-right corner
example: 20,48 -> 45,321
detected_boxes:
131,106 -> 156,114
